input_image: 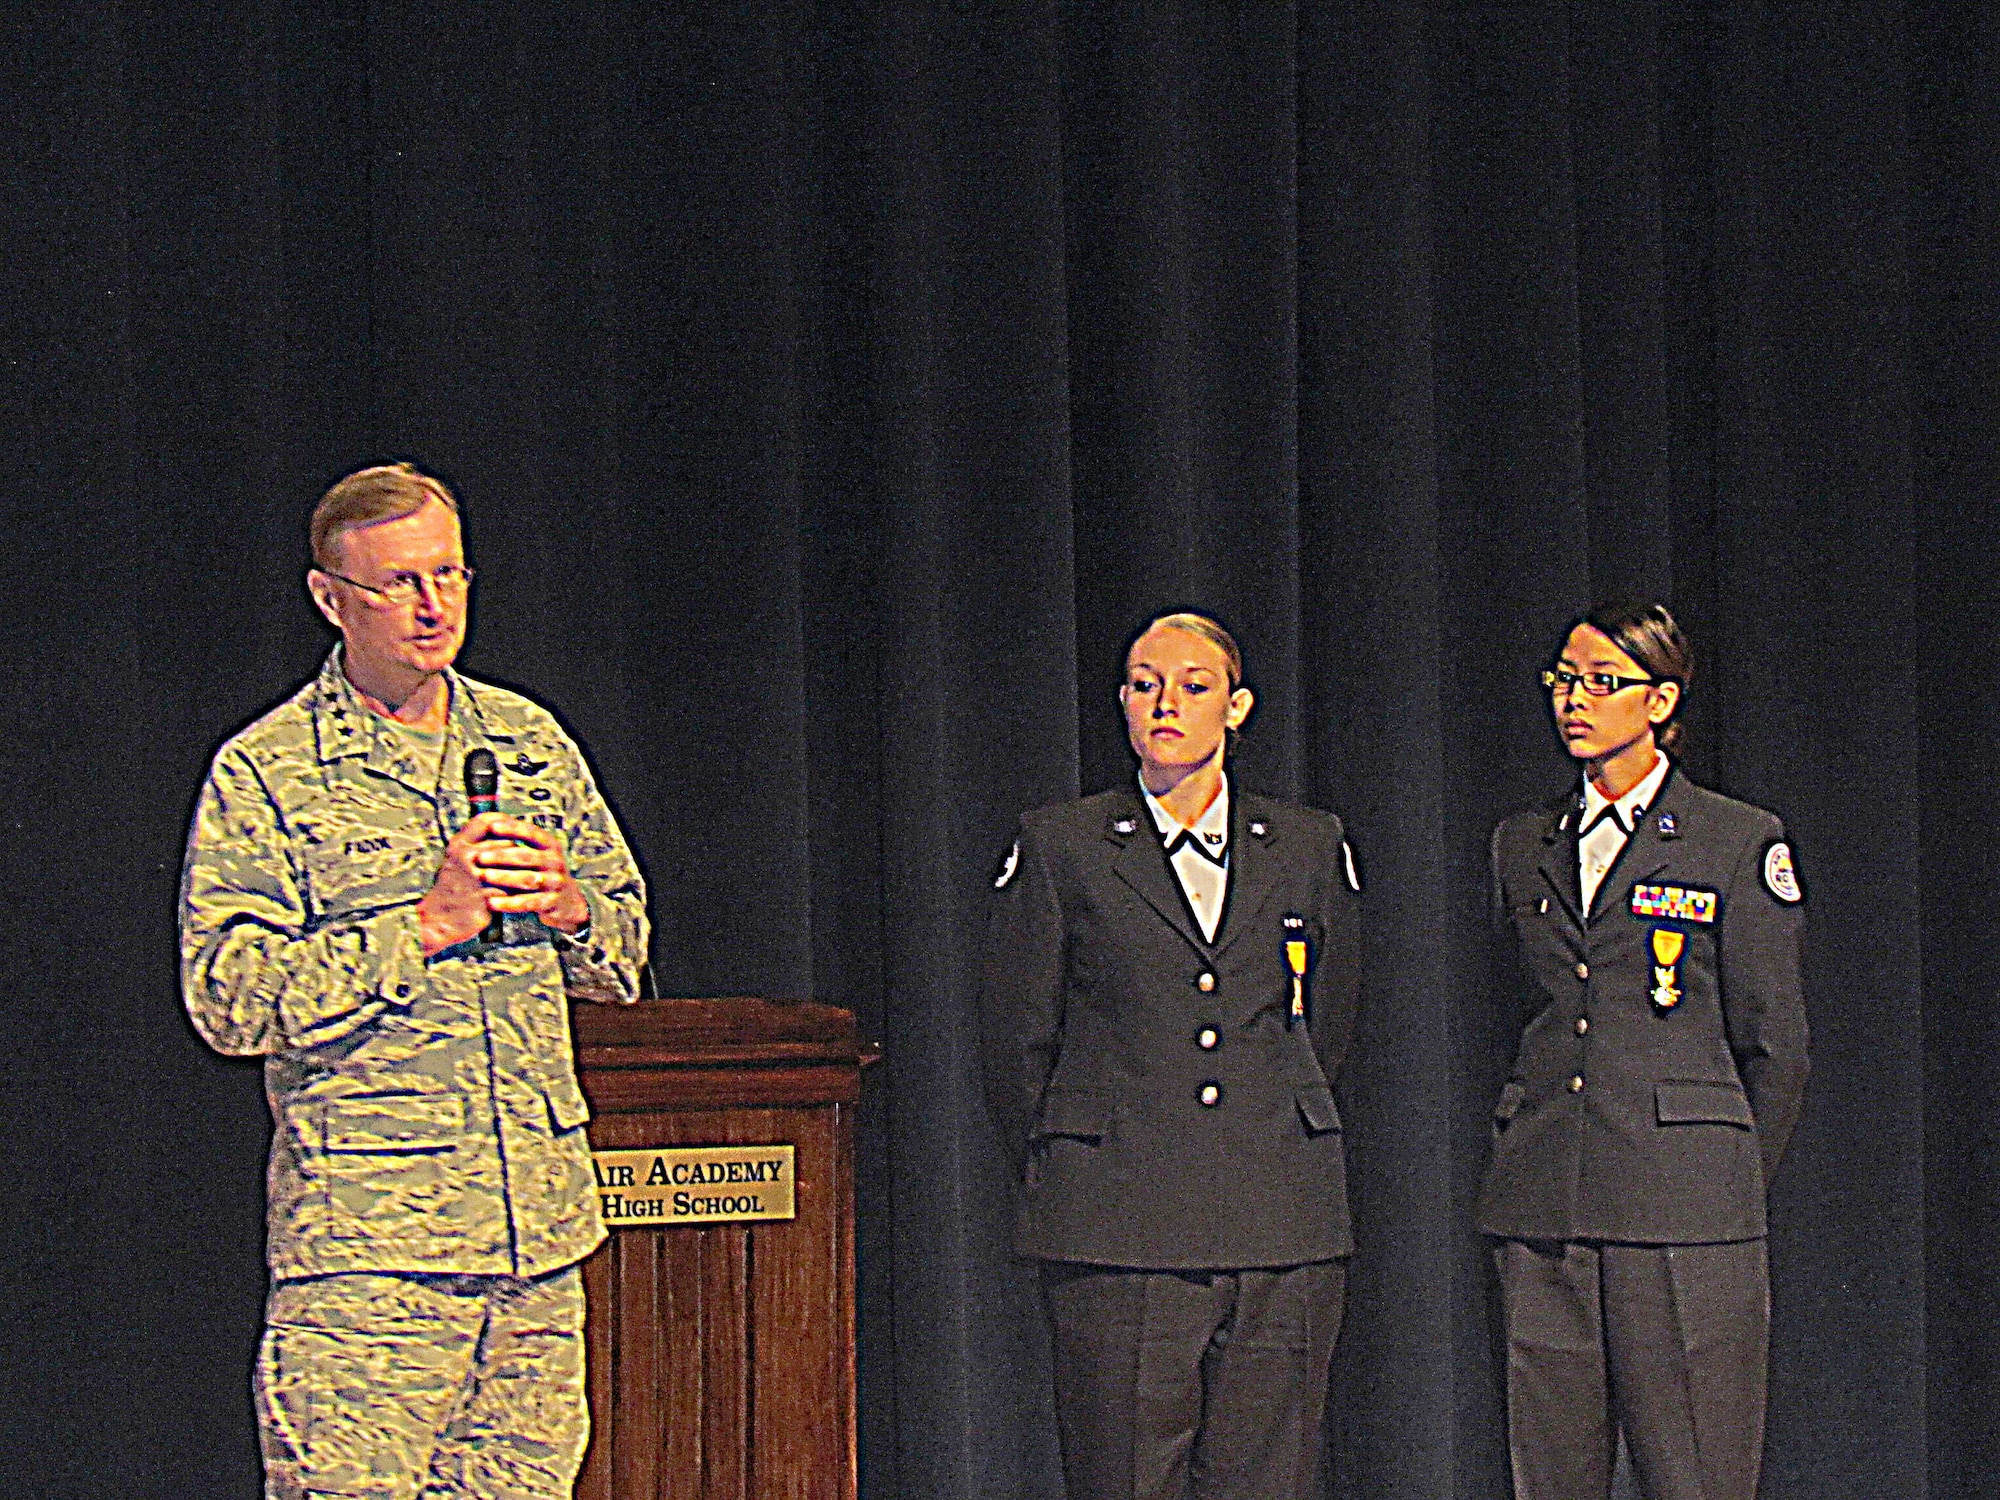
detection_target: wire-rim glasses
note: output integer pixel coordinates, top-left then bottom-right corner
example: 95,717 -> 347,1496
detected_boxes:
325,565 -> 475,607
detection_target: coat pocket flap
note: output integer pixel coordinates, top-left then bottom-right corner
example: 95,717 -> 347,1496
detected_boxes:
323,1094 -> 465,1153
1034,1088 -> 1113,1139
1493,1080 -> 1528,1122
1295,1084 -> 1343,1134
1654,1080 -> 1756,1128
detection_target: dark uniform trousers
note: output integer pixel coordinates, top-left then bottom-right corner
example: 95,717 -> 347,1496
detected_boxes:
1480,767 -> 1808,1500
982,788 -> 1363,1500
1044,1261 -> 1346,1500
1495,1238 -> 1768,1500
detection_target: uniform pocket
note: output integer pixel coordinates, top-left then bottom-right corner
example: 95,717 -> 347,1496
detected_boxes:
320,1094 -> 466,1240
1654,1080 -> 1755,1128
1295,1083 -> 1343,1134
322,1093 -> 465,1152
302,809 -> 431,922
1033,1088 -> 1113,1140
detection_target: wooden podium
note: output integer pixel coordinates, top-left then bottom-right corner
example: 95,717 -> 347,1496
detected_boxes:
571,997 -> 877,1500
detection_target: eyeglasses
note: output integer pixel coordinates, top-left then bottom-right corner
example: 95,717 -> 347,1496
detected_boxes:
326,565 -> 475,607
1541,667 -> 1657,698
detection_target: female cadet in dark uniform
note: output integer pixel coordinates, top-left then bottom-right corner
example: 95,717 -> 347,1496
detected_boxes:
1479,602 -> 1810,1500
981,612 -> 1363,1500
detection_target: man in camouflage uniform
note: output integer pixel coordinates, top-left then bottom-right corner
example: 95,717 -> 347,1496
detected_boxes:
180,463 -> 648,1500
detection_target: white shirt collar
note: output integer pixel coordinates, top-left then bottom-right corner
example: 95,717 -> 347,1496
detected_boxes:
1581,752 -> 1672,836
1140,772 -> 1230,854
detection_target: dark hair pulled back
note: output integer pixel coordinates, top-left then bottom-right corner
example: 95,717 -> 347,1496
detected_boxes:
1575,600 -> 1693,753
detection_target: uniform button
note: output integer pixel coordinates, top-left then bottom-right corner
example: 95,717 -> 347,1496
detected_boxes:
395,984 -> 412,999
1568,1075 -> 1585,1093
1575,962 -> 1590,981
1197,1028 -> 1219,1051
1199,1083 -> 1221,1107
1574,1016 -> 1589,1036
1197,972 -> 1216,993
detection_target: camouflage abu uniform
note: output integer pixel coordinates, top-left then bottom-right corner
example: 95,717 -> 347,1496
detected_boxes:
181,649 -> 647,1497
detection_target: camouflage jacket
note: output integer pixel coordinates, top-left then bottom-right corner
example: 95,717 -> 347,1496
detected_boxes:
180,650 -> 648,1280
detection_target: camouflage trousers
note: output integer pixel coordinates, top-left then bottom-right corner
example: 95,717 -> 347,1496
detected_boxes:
256,1266 -> 588,1500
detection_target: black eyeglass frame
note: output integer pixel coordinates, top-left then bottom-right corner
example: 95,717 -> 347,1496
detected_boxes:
1540,667 -> 1661,698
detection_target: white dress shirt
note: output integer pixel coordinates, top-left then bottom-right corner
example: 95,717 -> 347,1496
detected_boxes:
1577,752 -> 1672,913
1141,773 -> 1231,943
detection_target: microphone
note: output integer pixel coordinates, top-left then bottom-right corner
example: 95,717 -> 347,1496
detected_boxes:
463,749 -> 504,945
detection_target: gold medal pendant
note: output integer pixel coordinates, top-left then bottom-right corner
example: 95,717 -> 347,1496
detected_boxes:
1650,927 -> 1684,1010
1283,914 -> 1309,1029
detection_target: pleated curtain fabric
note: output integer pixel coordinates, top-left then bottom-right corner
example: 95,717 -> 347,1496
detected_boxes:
5,3 -> 1995,1497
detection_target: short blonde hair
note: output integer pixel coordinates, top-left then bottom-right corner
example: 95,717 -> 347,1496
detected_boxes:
310,463 -> 459,570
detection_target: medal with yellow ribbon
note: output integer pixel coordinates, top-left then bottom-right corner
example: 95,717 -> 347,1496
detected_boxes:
1284,914 -> 1309,1029
1650,926 -> 1684,1010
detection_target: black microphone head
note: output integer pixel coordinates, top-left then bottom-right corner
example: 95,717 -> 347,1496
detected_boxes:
464,748 -> 499,809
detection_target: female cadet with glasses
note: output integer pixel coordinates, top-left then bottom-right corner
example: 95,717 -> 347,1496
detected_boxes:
1478,601 -> 1810,1500
980,611 -> 1364,1500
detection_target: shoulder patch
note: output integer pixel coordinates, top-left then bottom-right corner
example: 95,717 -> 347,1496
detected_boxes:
1341,839 -> 1362,893
1762,841 -> 1802,903
994,838 -> 1021,889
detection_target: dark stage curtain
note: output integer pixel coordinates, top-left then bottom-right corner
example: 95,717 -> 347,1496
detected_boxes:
4,3 -> 1993,1496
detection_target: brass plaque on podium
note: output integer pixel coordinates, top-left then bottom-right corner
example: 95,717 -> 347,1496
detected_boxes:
591,1144 -> 797,1225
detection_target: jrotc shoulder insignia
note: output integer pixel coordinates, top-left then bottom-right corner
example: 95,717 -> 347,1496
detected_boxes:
1762,841 -> 1802,904
1341,839 -> 1362,893
994,839 -> 1021,889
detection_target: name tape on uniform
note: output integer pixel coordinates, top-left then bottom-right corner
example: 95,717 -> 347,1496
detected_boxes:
592,1144 -> 796,1226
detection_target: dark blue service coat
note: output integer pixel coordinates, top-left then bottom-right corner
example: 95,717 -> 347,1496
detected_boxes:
981,787 -> 1362,1269
1478,766 -> 1810,1244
